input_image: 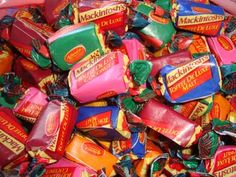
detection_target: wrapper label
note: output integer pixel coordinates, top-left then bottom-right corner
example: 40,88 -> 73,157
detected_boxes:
79,4 -> 126,22
43,167 -> 75,177
178,14 -> 224,26
82,142 -> 105,156
167,56 -> 212,100
74,52 -> 119,84
77,111 -> 111,128
214,150 -> 236,177
0,130 -> 24,155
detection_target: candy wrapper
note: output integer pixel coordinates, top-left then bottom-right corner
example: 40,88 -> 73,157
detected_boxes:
68,51 -> 130,103
116,38 -> 146,61
47,22 -> 108,70
171,0 -> 225,36
169,32 -> 211,57
135,140 -> 168,177
13,87 -> 48,123
0,45 -> 14,75
220,64 -> 236,95
133,2 -> 176,50
225,17 -> 236,47
0,107 -> 28,169
159,54 -> 221,103
199,94 -> 231,127
14,57 -> 56,93
76,106 -> 131,140
44,0 -> 74,25
75,1 -> 128,35
0,0 -> 44,8
9,17 -> 53,68
43,158 -> 96,177
65,133 -> 118,176
207,35 -> 236,65
26,101 -> 77,163
139,99 -> 202,147
150,50 -> 192,77
205,146 -> 236,177
174,96 -> 213,120
210,0 -> 236,16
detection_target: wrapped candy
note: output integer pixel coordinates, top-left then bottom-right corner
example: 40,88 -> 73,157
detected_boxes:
14,57 -> 56,93
68,51 -> 130,103
207,35 -> 236,65
171,0 -> 225,36
133,2 -> 176,50
43,158 -> 96,177
139,99 -> 202,147
9,16 -> 53,68
75,0 -> 128,35
76,106 -> 131,140
26,101 -> 77,163
47,22 -> 108,70
13,87 -> 48,123
65,133 -> 118,176
0,45 -> 14,75
159,54 -> 221,103
0,107 -> 28,169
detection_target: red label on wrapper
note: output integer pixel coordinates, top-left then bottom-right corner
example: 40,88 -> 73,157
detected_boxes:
77,111 -> 112,128
82,142 -> 105,156
65,45 -> 86,64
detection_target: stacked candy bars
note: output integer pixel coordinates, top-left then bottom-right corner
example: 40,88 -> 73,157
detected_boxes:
0,0 -> 235,176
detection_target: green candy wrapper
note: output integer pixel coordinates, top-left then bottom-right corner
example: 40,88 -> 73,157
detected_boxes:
134,2 -> 176,50
47,22 -> 108,71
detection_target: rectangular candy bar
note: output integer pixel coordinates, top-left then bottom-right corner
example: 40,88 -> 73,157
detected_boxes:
0,107 -> 28,168
76,106 -> 131,140
68,51 -> 130,103
159,54 -> 221,103
139,99 -> 202,147
65,133 -> 118,176
26,101 -> 77,162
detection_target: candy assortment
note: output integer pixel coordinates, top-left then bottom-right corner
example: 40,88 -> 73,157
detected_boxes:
0,0 -> 235,177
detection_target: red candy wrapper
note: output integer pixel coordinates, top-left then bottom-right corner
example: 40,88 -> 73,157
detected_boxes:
75,0 -> 128,35
13,87 -> 48,123
9,17 -> 53,68
205,146 -> 236,177
14,57 -> 56,93
139,99 -> 202,147
26,101 -> 77,163
0,107 -> 28,169
150,50 -> 193,77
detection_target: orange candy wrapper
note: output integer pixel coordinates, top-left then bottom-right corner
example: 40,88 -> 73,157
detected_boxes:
65,133 -> 118,176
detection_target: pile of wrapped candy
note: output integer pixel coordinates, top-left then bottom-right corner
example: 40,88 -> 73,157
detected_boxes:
0,0 -> 236,176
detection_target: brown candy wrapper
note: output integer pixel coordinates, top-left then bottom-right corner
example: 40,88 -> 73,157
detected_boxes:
0,107 -> 28,169
139,99 -> 202,147
26,101 -> 77,163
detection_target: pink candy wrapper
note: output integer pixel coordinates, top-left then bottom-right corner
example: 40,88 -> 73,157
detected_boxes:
210,0 -> 236,16
43,158 -> 96,177
13,87 -> 48,123
0,0 -> 44,8
207,35 -> 236,65
116,39 -> 146,61
68,51 -> 130,103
